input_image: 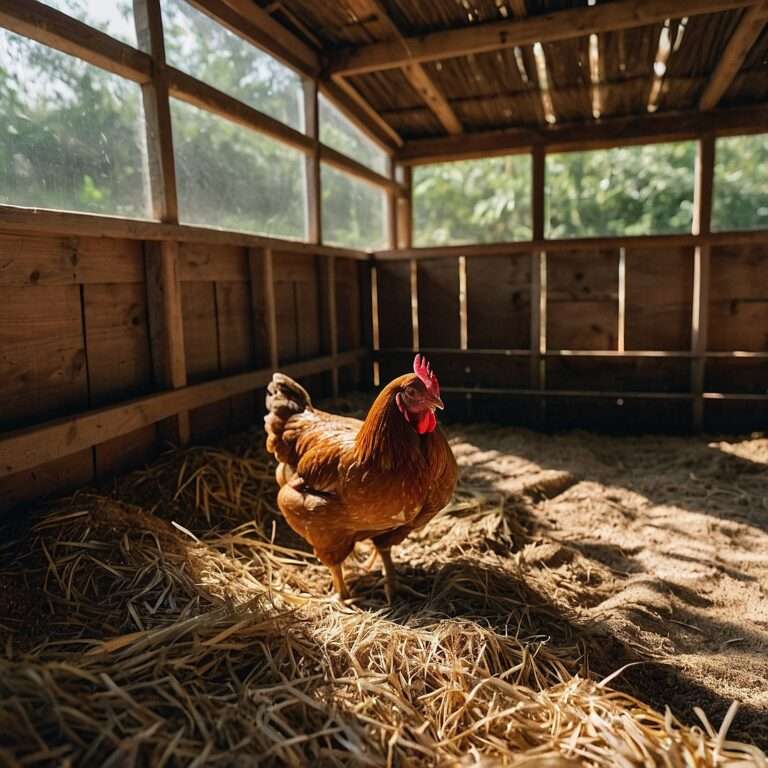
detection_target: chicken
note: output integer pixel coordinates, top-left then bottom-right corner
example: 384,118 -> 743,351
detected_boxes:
264,354 -> 458,601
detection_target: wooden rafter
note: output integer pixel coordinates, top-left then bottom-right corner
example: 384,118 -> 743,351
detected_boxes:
328,0 -> 762,76
190,0 -> 319,75
699,0 -> 768,110
397,103 -> 768,163
360,0 -> 462,135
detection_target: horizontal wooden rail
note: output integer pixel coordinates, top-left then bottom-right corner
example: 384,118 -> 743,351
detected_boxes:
0,205 -> 372,260
329,0 -> 761,76
397,104 -> 768,164
0,349 -> 368,480
141,69 -> 404,194
375,230 -> 768,260
0,0 -> 153,82
375,348 -> 768,360
441,387 -> 695,400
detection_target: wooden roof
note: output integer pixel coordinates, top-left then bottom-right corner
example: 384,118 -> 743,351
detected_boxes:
255,0 -> 768,148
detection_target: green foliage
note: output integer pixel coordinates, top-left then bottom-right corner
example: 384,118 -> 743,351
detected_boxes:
1,2 -> 765,247
712,134 -> 768,232
413,155 -> 532,246
545,142 -> 696,238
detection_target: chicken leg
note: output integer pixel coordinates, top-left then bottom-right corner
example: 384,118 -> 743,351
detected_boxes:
329,563 -> 350,601
375,545 -> 397,604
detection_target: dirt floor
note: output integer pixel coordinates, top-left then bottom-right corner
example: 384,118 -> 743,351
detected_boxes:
0,399 -> 766,765
448,422 -> 768,748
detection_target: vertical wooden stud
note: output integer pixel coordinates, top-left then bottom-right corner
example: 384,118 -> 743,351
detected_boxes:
135,0 -> 189,444
691,133 -> 715,431
387,160 -> 399,250
302,78 -> 322,245
145,241 -> 190,444
326,256 -> 339,397
530,146 -> 546,412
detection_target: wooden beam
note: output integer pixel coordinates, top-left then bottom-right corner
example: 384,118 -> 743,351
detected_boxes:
402,63 -> 463,135
396,165 -> 413,251
322,77 -> 403,150
264,250 -> 279,370
303,79 -> 322,244
691,134 -> 715,430
134,0 -> 189,445
319,145 -> 402,192
167,67 -> 315,154
0,0 -> 152,82
374,229 -> 768,260
397,104 -> 768,163
187,0 -> 319,76
530,146 -> 545,394
325,257 -> 339,397
0,206 -> 369,258
145,241 -> 190,445
134,0 -> 178,223
329,0 -> 761,75
0,349 -> 367,480
359,0 -> 462,135
700,1 -> 768,110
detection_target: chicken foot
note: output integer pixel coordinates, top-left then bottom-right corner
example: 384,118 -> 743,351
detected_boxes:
328,563 -> 350,601
375,546 -> 398,604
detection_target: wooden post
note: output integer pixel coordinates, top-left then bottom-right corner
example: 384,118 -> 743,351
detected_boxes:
530,146 -> 546,418
134,0 -> 189,444
691,133 -> 715,431
261,249 -> 279,370
302,78 -> 322,245
387,159 -> 399,250
326,256 -> 339,397
396,166 -> 419,351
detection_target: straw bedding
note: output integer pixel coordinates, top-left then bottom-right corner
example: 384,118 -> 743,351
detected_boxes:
0,399 -> 766,766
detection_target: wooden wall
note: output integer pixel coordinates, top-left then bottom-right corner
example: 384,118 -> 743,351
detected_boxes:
0,232 -> 368,513
375,239 -> 768,433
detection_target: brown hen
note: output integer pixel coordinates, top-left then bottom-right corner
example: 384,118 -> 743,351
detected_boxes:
264,355 -> 458,601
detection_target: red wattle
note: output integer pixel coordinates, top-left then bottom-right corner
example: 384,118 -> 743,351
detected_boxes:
416,410 -> 437,434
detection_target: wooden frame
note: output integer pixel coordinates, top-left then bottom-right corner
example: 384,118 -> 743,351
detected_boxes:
328,0 -> 762,76
0,349 -> 367,479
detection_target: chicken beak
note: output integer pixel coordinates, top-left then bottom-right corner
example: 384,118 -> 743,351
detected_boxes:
428,393 -> 445,411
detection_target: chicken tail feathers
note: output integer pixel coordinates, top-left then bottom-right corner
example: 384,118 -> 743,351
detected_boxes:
264,373 -> 312,460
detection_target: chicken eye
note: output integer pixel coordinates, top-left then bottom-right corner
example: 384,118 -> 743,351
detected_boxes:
405,386 -> 417,398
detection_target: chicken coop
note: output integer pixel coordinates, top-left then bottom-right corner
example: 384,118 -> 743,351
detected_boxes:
1,0 -> 768,765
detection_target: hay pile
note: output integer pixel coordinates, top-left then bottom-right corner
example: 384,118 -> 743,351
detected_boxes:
0,422 -> 765,766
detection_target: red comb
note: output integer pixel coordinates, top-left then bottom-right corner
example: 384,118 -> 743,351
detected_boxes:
413,354 -> 440,397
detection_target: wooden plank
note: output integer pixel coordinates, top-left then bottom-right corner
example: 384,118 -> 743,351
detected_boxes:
376,261 -> 413,349
323,76 -> 402,151
216,280 -> 256,425
196,0 -> 319,75
134,0 -> 178,224
417,258 -> 460,348
0,235 -> 144,285
335,258 -> 362,353
0,285 -> 88,432
353,0 -> 461,135
532,146 -> 546,242
83,283 -> 153,406
625,247 -> 694,350
548,249 -> 620,351
181,280 -> 228,439
0,0 -> 152,83
80,238 -> 160,477
0,450 -> 94,515
708,244 -> 768,351
324,257 -> 339,396
167,67 -> 314,155
248,248 -> 277,368
178,243 -> 249,282
397,104 -> 768,164
0,204 -> 371,259
700,1 -> 768,110
0,349 -> 367,481
547,357 -> 691,393
144,241 -> 190,444
329,0 -> 761,75
94,426 -> 157,478
692,134 -> 715,428
319,145 -> 402,192
466,255 -> 531,350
